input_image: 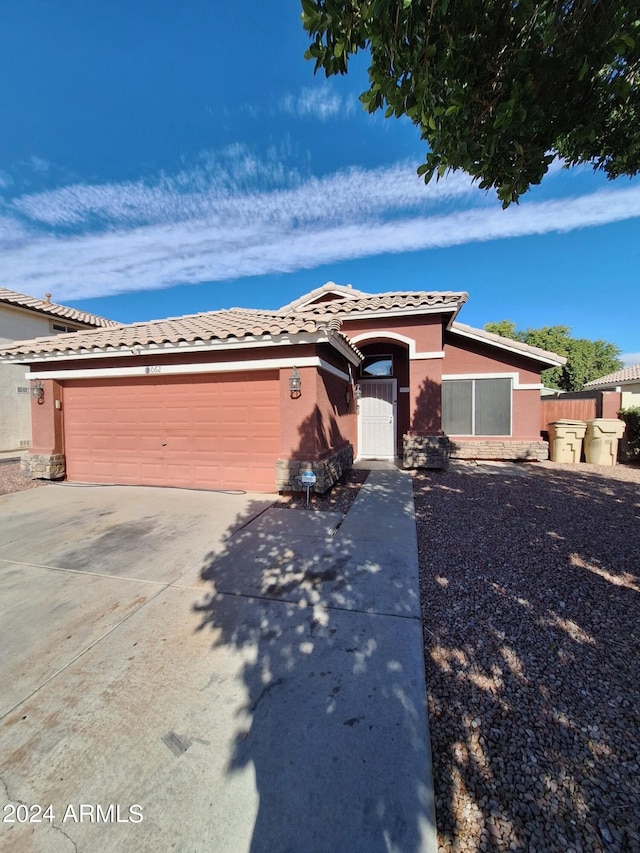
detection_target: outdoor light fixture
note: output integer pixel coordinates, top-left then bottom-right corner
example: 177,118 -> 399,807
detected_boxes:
289,366 -> 302,398
354,384 -> 362,401
31,381 -> 44,403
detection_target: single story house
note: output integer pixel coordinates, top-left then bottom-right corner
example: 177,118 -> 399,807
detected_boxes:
0,283 -> 565,492
584,364 -> 640,409
0,288 -> 118,453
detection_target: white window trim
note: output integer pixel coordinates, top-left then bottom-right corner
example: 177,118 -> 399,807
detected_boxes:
349,331 -> 444,361
443,375 -> 514,437
442,371 -> 542,390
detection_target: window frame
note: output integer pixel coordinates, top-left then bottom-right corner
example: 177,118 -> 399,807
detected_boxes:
50,322 -> 78,334
360,353 -> 394,378
442,375 -> 513,436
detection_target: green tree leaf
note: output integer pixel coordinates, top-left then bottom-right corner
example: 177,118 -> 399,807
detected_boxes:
301,0 -> 640,205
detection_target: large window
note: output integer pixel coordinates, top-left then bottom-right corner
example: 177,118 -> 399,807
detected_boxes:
442,378 -> 512,436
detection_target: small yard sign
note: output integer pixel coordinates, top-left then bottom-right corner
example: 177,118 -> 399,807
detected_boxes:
300,469 -> 317,506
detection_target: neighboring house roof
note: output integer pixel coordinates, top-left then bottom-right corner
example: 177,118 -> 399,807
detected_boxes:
0,287 -> 119,328
584,363 -> 640,389
449,322 -> 567,367
0,307 -> 360,362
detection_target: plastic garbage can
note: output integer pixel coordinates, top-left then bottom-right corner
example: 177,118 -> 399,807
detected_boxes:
548,419 -> 587,463
584,418 -> 626,466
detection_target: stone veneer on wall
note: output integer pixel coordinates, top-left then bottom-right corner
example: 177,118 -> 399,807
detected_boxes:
22,453 -> 66,480
403,435 -> 549,467
448,439 -> 549,461
276,444 -> 354,493
403,435 -> 450,469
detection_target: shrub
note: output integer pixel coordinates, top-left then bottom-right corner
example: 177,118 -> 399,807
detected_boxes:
618,407 -> 640,460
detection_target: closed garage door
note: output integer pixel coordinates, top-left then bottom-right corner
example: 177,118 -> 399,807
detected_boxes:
63,372 -> 280,491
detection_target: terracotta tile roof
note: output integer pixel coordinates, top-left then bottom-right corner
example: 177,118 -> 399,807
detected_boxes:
297,290 -> 468,317
0,307 -> 349,359
280,282 -> 371,311
584,363 -> 640,388
449,322 -> 567,366
0,287 -> 119,328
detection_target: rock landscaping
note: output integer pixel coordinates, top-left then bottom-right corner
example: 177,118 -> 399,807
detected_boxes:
414,461 -> 640,852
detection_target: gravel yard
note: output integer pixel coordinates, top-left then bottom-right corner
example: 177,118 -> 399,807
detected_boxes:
0,461 -> 46,496
414,461 -> 640,853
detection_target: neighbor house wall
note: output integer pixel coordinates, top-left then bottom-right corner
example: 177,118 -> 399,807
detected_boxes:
0,362 -> 32,452
0,306 -> 55,452
0,304 -> 95,453
621,385 -> 640,409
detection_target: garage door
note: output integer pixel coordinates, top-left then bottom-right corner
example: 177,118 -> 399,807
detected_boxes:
62,373 -> 280,492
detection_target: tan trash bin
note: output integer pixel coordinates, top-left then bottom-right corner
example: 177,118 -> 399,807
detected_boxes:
584,418 -> 626,466
548,419 -> 587,463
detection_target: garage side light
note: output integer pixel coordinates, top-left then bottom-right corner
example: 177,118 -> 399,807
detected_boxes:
31,381 -> 45,403
289,366 -> 302,399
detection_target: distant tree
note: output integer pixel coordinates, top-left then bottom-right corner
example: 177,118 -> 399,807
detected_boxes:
484,321 -> 623,390
302,0 -> 640,206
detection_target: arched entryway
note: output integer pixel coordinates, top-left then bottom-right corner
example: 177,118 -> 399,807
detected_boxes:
355,340 -> 410,460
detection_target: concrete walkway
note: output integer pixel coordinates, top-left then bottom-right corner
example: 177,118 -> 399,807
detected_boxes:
213,467 -> 437,852
0,470 -> 435,852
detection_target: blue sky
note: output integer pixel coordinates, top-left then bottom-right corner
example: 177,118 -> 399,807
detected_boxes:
1,0 -> 638,363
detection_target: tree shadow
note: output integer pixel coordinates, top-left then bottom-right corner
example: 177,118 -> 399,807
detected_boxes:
191,459 -> 434,849
414,463 -> 640,850
410,376 -> 442,435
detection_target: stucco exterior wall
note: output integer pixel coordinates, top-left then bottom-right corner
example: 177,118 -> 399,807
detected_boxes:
276,354 -> 356,492
0,362 -> 32,451
621,385 -> 640,409
345,314 -> 446,442
0,305 -> 63,342
278,361 -> 354,461
344,314 -> 444,354
0,304 -> 91,452
0,307 -> 57,452
443,337 -> 544,441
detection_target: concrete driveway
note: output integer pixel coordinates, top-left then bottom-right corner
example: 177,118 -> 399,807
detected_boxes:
1,475 -> 435,853
0,483 -> 275,852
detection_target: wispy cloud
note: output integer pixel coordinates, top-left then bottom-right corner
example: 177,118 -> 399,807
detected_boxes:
280,85 -> 354,121
622,352 -> 640,366
1,149 -> 639,302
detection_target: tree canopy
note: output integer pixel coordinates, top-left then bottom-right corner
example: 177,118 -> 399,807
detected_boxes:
302,0 -> 640,206
484,320 -> 623,390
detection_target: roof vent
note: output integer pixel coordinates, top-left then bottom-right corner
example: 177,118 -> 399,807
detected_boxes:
44,293 -> 52,303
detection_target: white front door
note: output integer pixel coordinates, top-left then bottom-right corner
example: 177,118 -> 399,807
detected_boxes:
358,379 -> 397,459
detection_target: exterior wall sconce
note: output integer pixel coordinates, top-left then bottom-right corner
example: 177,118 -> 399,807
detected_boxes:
31,381 -> 45,404
289,366 -> 302,398
354,384 -> 362,401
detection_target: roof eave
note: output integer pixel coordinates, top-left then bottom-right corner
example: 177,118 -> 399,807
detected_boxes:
339,300 -> 466,323
450,323 -> 567,367
1,329 -> 363,365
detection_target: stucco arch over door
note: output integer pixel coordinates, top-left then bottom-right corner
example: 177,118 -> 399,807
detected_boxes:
355,339 -> 410,459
